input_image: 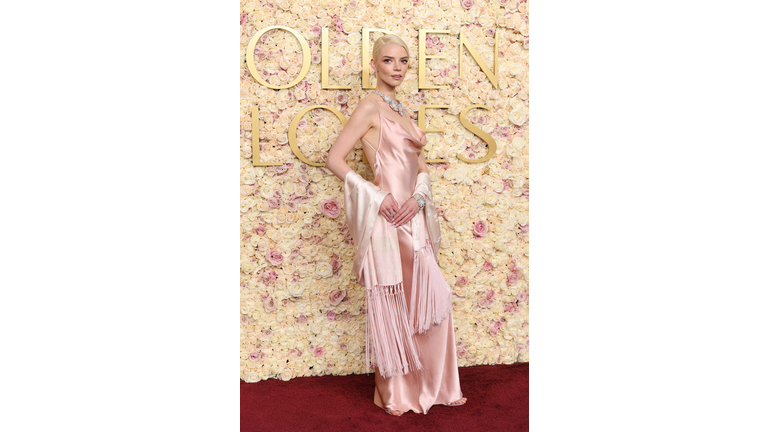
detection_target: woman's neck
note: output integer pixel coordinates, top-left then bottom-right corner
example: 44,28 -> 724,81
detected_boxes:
374,85 -> 397,101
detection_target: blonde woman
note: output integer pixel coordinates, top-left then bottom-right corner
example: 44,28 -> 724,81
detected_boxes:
326,34 -> 467,416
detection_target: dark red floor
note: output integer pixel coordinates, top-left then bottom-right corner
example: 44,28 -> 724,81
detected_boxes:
241,362 -> 528,432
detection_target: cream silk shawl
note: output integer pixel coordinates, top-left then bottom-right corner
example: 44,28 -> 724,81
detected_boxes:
343,170 -> 452,379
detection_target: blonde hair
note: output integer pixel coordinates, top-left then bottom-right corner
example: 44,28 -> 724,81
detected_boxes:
371,34 -> 410,62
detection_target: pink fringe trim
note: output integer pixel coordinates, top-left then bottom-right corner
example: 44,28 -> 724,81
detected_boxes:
410,240 -> 453,334
365,282 -> 423,379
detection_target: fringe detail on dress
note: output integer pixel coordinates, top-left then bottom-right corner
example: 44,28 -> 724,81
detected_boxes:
365,282 -> 423,379
410,239 -> 453,334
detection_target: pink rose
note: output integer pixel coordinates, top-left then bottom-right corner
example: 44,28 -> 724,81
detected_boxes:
314,346 -> 324,357
326,310 -> 336,321
263,296 -> 276,312
320,198 -> 341,218
329,289 -> 346,306
298,314 -> 307,323
456,275 -> 468,286
266,249 -> 283,266
461,0 -> 475,9
240,315 -> 249,325
330,254 -> 341,272
483,261 -> 493,271
249,350 -> 262,361
486,289 -> 495,300
517,291 -> 528,302
473,220 -> 489,238
457,346 -> 467,358
507,268 -> 522,285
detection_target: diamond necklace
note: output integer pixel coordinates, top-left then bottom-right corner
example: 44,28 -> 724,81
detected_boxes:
371,90 -> 405,117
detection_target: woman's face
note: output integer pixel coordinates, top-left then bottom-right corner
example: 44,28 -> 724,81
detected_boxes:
372,44 -> 409,88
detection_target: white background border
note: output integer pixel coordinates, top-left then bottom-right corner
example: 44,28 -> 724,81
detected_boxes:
1,0 -> 766,430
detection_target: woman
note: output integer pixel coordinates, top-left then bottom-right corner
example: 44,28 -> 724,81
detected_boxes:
326,35 -> 467,416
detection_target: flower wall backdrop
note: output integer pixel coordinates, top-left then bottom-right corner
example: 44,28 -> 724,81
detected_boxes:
240,0 -> 528,382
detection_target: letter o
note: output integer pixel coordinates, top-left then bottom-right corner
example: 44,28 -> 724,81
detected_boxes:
246,26 -> 311,90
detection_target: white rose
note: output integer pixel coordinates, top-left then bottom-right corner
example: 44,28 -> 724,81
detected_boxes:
241,170 -> 256,185
309,170 -> 324,182
489,178 -> 504,193
484,192 -> 498,205
443,168 -> 455,181
316,262 -> 333,278
241,259 -> 254,274
450,219 -> 467,233
288,282 -> 306,297
444,209 -> 458,221
452,167 -> 467,184
282,182 -> 297,195
280,368 -> 293,381
509,109 -> 527,126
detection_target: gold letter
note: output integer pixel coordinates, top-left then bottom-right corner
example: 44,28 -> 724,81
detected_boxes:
288,105 -> 348,167
419,29 -> 449,90
246,25 -> 311,90
457,105 -> 497,164
459,30 -> 499,89
322,28 -> 352,90
418,105 -> 449,163
362,28 -> 394,90
251,105 -> 284,167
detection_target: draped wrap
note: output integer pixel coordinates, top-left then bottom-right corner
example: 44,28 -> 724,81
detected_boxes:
343,170 -> 452,379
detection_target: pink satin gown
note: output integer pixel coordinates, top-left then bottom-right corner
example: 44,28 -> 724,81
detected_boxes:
360,99 -> 463,415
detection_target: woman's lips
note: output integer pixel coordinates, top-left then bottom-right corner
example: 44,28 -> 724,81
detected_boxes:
391,75 -> 401,80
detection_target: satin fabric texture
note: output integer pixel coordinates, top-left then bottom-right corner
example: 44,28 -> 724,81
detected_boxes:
360,100 -> 463,414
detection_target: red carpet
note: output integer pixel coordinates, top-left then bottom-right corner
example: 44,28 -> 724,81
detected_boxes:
241,362 -> 528,432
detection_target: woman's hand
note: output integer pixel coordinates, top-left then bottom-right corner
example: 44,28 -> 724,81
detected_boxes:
379,194 -> 400,224
391,197 -> 420,227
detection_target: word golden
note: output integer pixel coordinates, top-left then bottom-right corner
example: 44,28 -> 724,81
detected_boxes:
246,26 -> 501,166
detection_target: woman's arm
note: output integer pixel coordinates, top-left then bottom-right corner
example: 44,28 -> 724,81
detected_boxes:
326,99 -> 377,181
327,100 -> 402,223
392,151 -> 431,227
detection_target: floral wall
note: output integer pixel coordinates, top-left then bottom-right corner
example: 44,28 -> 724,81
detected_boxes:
240,0 -> 529,382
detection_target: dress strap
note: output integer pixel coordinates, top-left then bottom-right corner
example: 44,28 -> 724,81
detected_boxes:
361,98 -> 383,153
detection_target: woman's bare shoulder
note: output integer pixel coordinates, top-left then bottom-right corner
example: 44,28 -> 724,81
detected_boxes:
351,97 -> 379,120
